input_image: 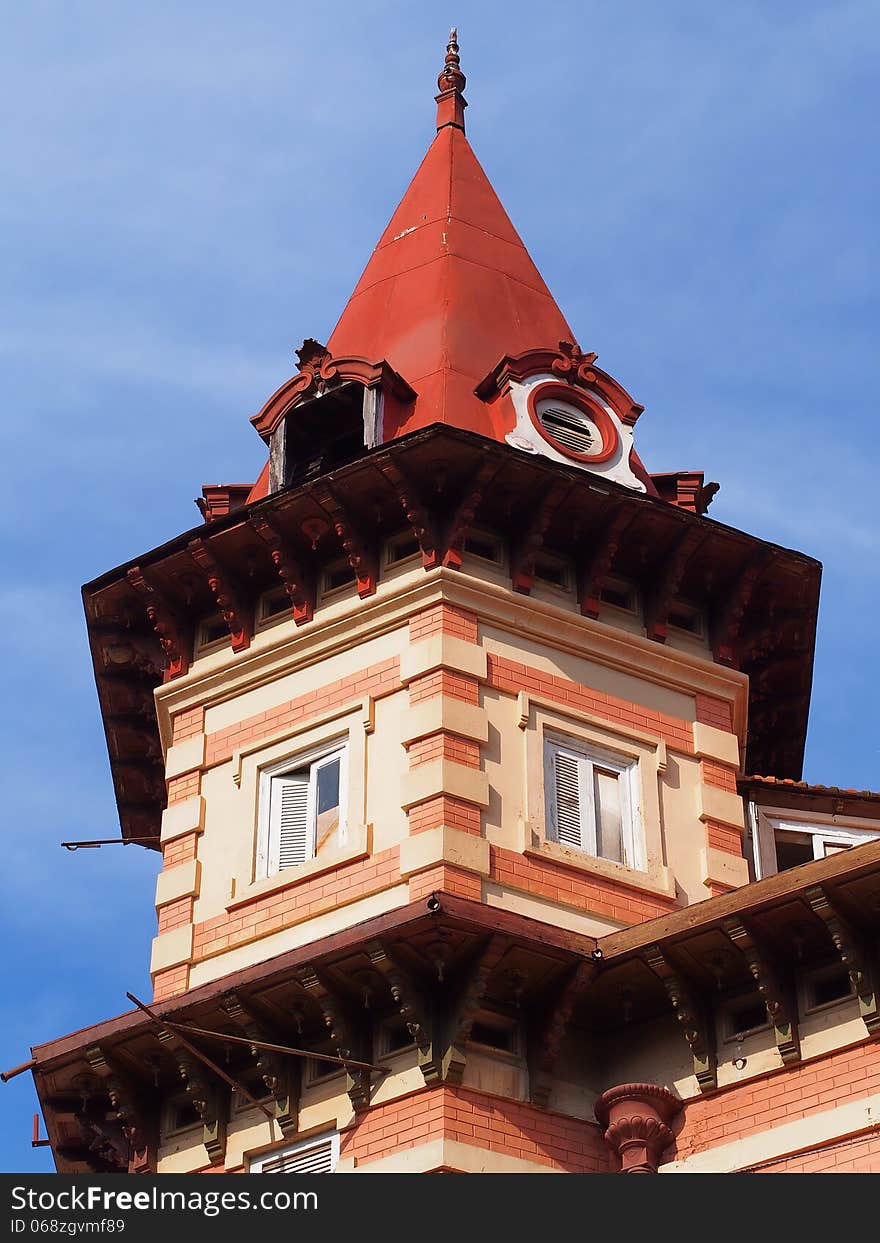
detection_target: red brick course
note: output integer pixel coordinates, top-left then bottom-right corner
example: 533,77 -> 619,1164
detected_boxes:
409,669 -> 480,705
172,707 -> 204,743
488,655 -> 694,752
152,964 -> 190,1001
751,1131 -> 880,1173
204,658 -> 400,767
167,771 -> 200,805
162,833 -> 199,869
490,845 -> 678,924
409,865 -> 482,902
706,820 -> 743,855
407,796 -> 482,835
409,604 -> 478,645
695,693 -> 733,732
157,896 -> 194,933
701,759 -> 739,792
407,732 -> 481,769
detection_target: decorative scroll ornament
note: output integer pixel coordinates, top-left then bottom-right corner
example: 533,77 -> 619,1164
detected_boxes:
551,340 -> 599,385
290,339 -> 338,400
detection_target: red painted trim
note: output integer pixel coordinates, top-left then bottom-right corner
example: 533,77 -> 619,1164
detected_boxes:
526,381 -> 619,465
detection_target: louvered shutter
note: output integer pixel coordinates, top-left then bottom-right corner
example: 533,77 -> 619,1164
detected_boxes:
271,773 -> 311,870
257,1135 -> 337,1174
553,750 -> 586,848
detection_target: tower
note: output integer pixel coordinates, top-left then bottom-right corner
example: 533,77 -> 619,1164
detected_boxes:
26,33 -> 880,1176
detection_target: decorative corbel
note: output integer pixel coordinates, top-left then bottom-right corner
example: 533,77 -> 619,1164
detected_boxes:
366,940 -> 439,1083
528,960 -> 596,1107
710,550 -> 773,667
249,515 -> 315,624
642,528 -> 706,643
175,1052 -> 228,1166
295,966 -> 371,1113
722,917 -> 800,1064
84,1047 -> 156,1173
187,537 -> 251,652
575,509 -> 636,619
806,886 -> 880,1035
312,483 -> 379,598
441,935 -> 508,1086
377,457 -> 438,569
644,947 -> 717,1091
441,458 -> 500,570
221,993 -> 300,1135
125,566 -> 190,678
510,482 -> 572,594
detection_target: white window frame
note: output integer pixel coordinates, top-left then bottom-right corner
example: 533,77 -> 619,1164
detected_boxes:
257,743 -> 348,879
249,1131 -> 339,1174
752,807 -> 880,879
544,735 -> 644,870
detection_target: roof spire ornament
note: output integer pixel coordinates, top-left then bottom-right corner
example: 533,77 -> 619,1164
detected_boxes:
435,27 -> 467,132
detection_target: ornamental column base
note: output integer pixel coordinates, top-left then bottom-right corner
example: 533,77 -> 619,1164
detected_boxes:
595,1082 -> 682,1173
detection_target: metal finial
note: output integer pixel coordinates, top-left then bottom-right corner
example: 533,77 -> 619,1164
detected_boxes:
438,26 -> 466,94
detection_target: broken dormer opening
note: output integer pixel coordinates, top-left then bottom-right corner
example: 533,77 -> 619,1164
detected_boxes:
270,382 -> 369,492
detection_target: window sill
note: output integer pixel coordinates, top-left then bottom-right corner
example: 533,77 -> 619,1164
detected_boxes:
228,823 -> 371,911
524,837 -> 675,901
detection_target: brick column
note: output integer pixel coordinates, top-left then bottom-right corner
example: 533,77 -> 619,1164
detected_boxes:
399,604 -> 490,902
152,706 -> 205,1001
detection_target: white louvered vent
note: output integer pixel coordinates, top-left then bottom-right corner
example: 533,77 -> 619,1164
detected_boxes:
553,751 -> 584,848
537,403 -> 595,455
255,1134 -> 337,1174
274,775 -> 310,869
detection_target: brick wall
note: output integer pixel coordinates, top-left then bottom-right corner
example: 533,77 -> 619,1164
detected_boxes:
340,1084 -> 610,1172
191,847 -> 401,961
490,845 -> 678,924
204,657 -> 400,767
674,1040 -> 880,1162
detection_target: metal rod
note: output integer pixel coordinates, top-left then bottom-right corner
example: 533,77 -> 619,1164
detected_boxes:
61,838 -> 157,851
169,1020 -> 388,1075
1,1059 -> 36,1083
32,1114 -> 51,1148
126,993 -> 275,1123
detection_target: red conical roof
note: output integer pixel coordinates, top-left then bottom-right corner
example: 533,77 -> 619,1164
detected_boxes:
324,36 -> 575,439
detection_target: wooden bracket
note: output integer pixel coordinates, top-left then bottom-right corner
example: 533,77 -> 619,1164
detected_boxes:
643,528 -> 706,643
377,457 -> 439,569
442,935 -> 508,1086
296,965 -> 372,1113
312,483 -> 379,598
510,483 -> 572,594
722,917 -> 800,1064
806,886 -> 880,1036
711,550 -> 773,667
249,515 -> 315,624
84,1045 -> 156,1173
441,458 -> 501,570
126,565 -> 190,678
575,509 -> 636,619
221,993 -> 300,1135
644,946 -> 717,1091
527,959 -> 596,1107
187,537 -> 251,652
174,1051 -> 228,1165
366,940 -> 438,1083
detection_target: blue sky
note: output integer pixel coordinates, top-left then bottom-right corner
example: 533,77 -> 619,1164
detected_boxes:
1,1 -> 877,1171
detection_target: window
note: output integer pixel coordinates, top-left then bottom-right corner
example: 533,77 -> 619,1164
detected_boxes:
386,532 -> 422,565
257,585 -> 291,626
468,1011 -> 521,1057
599,579 -> 638,613
260,747 -> 347,876
545,738 -> 643,868
195,613 -> 228,654
803,963 -> 854,1013
249,1132 -> 339,1174
722,994 -> 770,1041
322,559 -> 356,596
753,811 -> 880,878
462,530 -> 502,565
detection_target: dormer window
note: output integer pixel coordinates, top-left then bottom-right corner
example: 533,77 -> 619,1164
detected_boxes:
536,400 -> 601,456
